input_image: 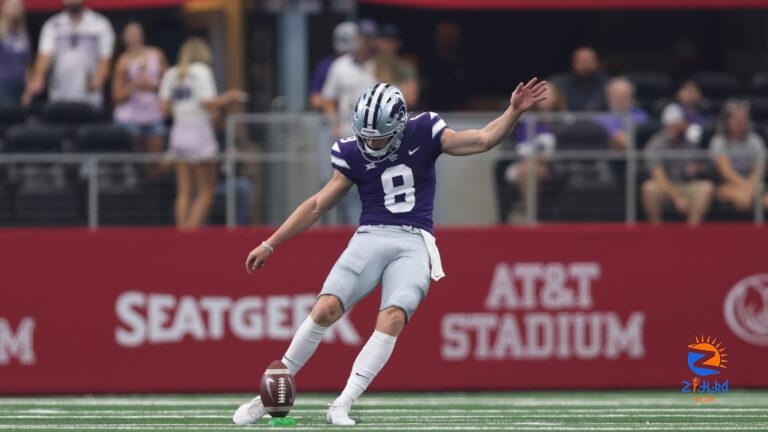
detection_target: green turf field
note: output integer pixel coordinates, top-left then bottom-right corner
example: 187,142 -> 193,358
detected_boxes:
1,391 -> 767,431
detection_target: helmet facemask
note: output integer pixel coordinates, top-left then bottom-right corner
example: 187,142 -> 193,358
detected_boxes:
354,122 -> 406,163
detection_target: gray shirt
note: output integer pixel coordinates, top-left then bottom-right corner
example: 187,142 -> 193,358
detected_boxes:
645,131 -> 699,183
709,132 -> 766,177
321,53 -> 376,136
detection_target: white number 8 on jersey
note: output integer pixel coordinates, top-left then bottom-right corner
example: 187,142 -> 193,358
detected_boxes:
381,164 -> 415,213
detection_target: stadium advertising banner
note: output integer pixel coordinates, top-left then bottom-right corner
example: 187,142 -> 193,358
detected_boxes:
24,0 -> 186,11
0,226 -> 766,393
360,0 -> 768,9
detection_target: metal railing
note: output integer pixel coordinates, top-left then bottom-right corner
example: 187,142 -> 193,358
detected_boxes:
0,111 -> 765,228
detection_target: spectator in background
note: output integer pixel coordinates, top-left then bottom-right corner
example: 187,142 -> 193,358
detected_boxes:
642,103 -> 714,226
0,0 -> 29,104
321,20 -> 376,140
112,22 -> 168,176
320,20 -> 376,225
675,79 -> 707,145
709,100 -> 768,211
24,0 -> 115,107
503,82 -> 562,221
676,80 -> 706,125
595,77 -> 649,150
159,37 -> 246,230
556,47 -> 608,112
308,21 -> 357,111
421,20 -> 468,111
374,23 -> 419,107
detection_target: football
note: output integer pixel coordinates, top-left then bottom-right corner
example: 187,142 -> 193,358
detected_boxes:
259,360 -> 296,417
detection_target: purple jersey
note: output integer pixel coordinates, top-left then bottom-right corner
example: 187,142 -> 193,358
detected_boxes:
331,112 -> 448,234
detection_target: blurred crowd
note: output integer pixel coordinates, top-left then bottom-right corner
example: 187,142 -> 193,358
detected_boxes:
1,3 -> 767,228
497,46 -> 767,226
0,0 -> 246,229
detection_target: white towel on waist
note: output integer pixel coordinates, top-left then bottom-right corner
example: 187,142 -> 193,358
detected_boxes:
418,229 -> 445,281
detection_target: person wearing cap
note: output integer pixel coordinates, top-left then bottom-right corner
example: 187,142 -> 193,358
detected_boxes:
321,20 -> 376,141
374,23 -> 419,107
708,100 -> 768,212
308,21 -> 357,111
319,20 -> 377,224
641,103 -> 714,225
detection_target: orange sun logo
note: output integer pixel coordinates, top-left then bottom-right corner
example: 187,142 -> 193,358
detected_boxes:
687,335 -> 728,376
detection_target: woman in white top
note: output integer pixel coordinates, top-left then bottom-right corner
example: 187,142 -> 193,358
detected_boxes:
159,37 -> 245,229
709,100 -> 768,211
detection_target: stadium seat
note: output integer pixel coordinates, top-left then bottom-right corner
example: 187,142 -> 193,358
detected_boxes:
72,124 -> 143,225
539,181 -> 625,222
635,119 -> 661,149
747,97 -> 768,122
41,101 -> 107,125
0,186 -> 12,226
493,159 -> 517,223
651,97 -> 673,117
555,121 -> 609,150
75,123 -> 133,153
0,104 -> 28,147
4,124 -> 83,226
625,72 -> 672,101
693,71 -> 740,99
751,73 -> 768,96
700,121 -> 717,148
4,124 -> 68,153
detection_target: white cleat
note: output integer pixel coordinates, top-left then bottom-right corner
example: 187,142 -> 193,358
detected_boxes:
326,403 -> 356,426
232,395 -> 267,425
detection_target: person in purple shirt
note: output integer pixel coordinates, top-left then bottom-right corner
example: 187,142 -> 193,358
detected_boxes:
234,78 -> 548,426
676,80 -> 706,125
308,21 -> 358,111
0,0 -> 29,104
594,77 -> 649,151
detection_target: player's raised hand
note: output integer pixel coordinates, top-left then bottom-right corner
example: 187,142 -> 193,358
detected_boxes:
245,244 -> 272,273
510,77 -> 548,112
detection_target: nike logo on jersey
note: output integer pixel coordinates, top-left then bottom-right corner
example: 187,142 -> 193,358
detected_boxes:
408,147 -> 421,155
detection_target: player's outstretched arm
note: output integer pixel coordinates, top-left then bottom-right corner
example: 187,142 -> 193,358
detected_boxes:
245,170 -> 353,273
440,77 -> 548,156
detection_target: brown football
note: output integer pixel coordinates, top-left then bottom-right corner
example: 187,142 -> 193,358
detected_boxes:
259,360 -> 296,417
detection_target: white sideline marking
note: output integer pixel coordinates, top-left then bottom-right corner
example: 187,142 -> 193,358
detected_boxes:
3,412 -> 768,420
2,425 -> 768,431
1,397 -> 763,407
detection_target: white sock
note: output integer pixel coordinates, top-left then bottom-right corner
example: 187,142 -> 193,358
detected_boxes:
334,330 -> 397,411
281,317 -> 328,375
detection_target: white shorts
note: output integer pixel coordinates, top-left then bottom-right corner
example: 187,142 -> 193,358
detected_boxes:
168,122 -> 218,162
320,225 -> 432,322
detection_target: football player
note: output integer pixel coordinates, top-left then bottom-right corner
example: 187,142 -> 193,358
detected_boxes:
234,78 -> 548,425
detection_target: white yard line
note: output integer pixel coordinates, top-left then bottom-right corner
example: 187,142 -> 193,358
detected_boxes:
2,425 -> 768,431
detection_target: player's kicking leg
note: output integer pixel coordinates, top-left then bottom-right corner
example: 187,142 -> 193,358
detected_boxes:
327,307 -> 405,425
327,231 -> 430,425
232,295 -> 344,425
